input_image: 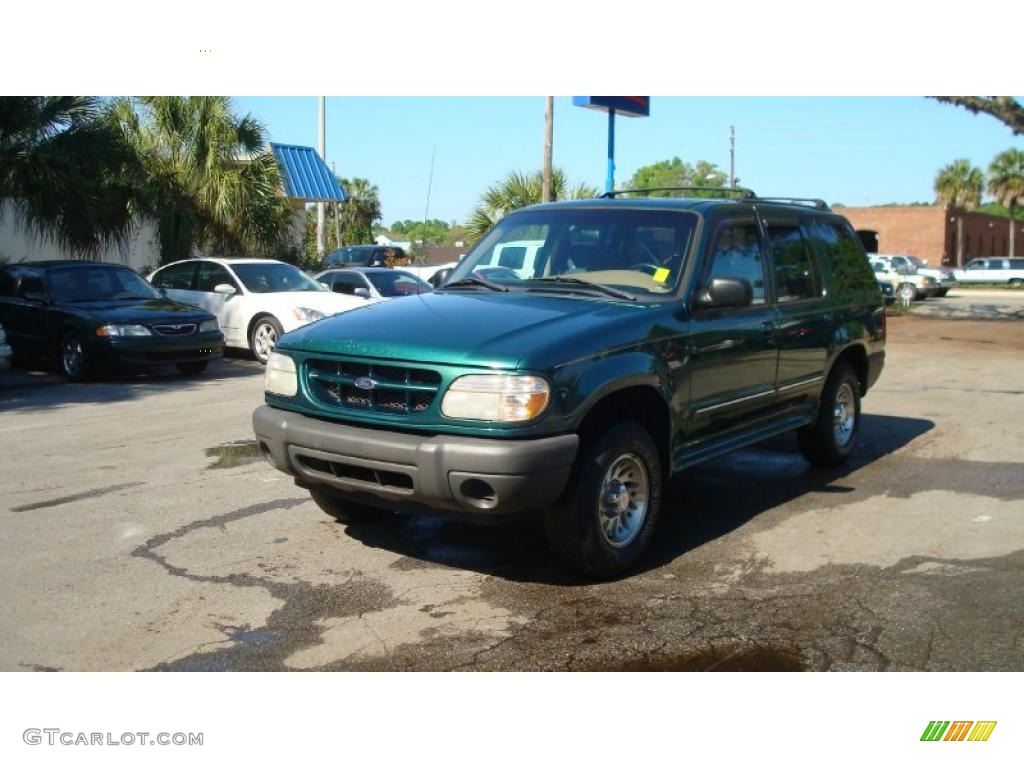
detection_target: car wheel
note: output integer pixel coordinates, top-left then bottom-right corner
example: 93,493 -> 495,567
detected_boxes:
60,333 -> 92,382
310,489 -> 386,524
797,361 -> 861,468
935,288 -> 948,297
176,361 -> 209,375
249,316 -> 283,364
1010,278 -> 1023,287
897,283 -> 917,302
544,421 -> 662,579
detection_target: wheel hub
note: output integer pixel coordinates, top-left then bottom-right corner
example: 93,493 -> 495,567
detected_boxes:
598,453 -> 649,549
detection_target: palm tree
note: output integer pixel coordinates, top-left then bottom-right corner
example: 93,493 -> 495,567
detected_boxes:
338,177 -> 381,245
104,96 -> 293,265
468,169 -> 600,240
987,148 -> 1024,257
935,159 -> 984,265
0,96 -> 138,257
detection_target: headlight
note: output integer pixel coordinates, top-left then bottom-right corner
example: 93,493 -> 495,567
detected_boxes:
265,352 -> 297,396
96,324 -> 151,337
293,307 -> 326,323
441,374 -> 549,422
199,318 -> 219,333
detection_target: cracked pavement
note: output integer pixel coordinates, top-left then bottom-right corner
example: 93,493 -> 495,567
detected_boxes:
1,317 -> 1022,671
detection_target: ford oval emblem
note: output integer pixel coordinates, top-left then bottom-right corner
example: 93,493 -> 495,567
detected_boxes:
354,377 -> 377,391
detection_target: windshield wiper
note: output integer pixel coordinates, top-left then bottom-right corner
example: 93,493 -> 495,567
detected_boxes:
524,277 -> 635,301
439,276 -> 509,292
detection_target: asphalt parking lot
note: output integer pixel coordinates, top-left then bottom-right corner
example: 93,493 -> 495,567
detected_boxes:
1,312 -> 1022,672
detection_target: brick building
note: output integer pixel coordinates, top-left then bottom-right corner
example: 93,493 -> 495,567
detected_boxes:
836,205 -> 1024,267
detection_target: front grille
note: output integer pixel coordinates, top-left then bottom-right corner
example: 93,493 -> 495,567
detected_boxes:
153,323 -> 197,336
306,358 -> 442,416
296,454 -> 414,491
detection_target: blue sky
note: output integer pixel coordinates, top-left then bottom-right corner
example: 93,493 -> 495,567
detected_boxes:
234,97 -> 1023,227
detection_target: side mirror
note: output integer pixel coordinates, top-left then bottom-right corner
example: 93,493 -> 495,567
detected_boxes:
353,287 -> 371,299
213,283 -> 237,295
696,277 -> 753,309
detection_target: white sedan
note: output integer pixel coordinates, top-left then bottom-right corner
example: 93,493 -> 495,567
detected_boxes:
149,258 -> 371,363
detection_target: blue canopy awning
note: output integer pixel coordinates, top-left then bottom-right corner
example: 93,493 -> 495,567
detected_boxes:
270,143 -> 346,202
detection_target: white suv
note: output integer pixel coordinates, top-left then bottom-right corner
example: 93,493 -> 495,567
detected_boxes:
953,258 -> 1024,286
150,258 -> 371,363
870,259 -> 939,301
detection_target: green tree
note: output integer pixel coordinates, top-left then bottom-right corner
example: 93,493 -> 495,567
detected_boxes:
932,97 -> 1024,135
338,177 -> 381,245
934,159 -> 984,265
105,96 -> 293,265
986,148 -> 1024,257
468,169 -> 599,240
0,96 -> 138,256
624,157 -> 730,195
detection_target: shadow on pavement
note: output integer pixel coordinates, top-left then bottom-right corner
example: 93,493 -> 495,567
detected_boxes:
340,413 -> 936,585
0,351 -> 262,413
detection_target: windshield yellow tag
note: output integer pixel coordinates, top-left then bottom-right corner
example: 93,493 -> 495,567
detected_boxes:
653,267 -> 670,283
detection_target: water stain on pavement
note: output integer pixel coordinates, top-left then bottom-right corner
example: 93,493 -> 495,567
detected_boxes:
204,440 -> 261,469
10,482 -> 145,512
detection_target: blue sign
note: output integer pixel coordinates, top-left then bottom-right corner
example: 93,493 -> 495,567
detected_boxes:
572,96 -> 650,118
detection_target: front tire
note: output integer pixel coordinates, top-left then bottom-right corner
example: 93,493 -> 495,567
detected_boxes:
544,421 -> 663,578
60,333 -> 92,382
897,283 -> 917,302
310,489 -> 386,524
798,361 -> 861,468
249,315 -> 283,364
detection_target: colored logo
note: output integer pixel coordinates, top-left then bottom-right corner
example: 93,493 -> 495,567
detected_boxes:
921,721 -> 997,742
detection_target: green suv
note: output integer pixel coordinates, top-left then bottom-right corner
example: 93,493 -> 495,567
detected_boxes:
253,189 -> 885,577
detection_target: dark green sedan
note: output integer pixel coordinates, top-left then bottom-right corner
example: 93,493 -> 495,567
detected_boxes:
0,261 -> 224,381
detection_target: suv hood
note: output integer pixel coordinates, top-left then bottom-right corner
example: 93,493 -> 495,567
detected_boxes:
277,291 -> 653,368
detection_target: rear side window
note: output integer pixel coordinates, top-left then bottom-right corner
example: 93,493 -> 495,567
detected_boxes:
153,262 -> 197,290
808,220 -> 876,295
767,224 -> 821,302
706,221 -> 766,304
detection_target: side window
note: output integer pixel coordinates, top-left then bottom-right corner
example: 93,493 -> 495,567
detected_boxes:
330,273 -> 365,295
967,260 -> 983,270
18,272 -> 46,299
194,262 -> 235,292
767,224 -> 821,302
809,220 -> 876,294
497,246 -> 526,270
152,262 -> 197,290
705,221 -> 766,304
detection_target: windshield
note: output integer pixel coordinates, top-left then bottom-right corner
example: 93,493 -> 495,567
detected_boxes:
50,266 -> 161,303
447,207 -> 698,298
365,270 -> 431,297
231,263 -> 326,293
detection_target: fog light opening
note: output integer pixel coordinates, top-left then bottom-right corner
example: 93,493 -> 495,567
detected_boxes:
460,478 -> 498,509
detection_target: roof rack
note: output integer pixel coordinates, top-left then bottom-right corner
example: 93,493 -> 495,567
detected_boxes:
600,186 -> 757,200
755,197 -> 830,210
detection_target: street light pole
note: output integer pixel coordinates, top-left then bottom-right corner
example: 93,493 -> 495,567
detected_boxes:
542,97 -> 554,203
605,109 -> 616,194
729,124 -> 735,188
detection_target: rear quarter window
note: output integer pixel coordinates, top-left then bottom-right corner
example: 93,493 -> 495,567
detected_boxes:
807,219 -> 877,296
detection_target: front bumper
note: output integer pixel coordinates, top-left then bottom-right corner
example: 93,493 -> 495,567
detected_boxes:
93,332 -> 224,367
253,405 -> 579,519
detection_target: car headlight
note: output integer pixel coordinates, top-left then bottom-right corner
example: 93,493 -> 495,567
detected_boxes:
199,318 -> 219,333
293,307 -> 326,323
441,374 -> 549,422
265,351 -> 297,396
96,324 -> 151,337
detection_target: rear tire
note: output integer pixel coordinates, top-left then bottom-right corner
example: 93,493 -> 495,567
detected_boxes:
176,361 -> 209,375
798,361 -> 861,468
310,489 -> 386,524
249,315 -> 283,364
544,421 -> 662,579
1010,278 -> 1023,287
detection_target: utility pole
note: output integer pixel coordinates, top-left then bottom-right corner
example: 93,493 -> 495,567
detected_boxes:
317,96 -> 327,259
331,161 -> 342,248
420,146 -> 436,265
729,124 -> 735,188
542,97 -> 554,202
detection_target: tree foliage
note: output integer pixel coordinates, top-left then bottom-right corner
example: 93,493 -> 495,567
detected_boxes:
468,169 -> 599,241
931,97 -> 1024,136
0,96 -> 139,257
105,96 -> 294,265
986,148 -> 1024,256
934,159 -> 984,209
624,157 -> 730,196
